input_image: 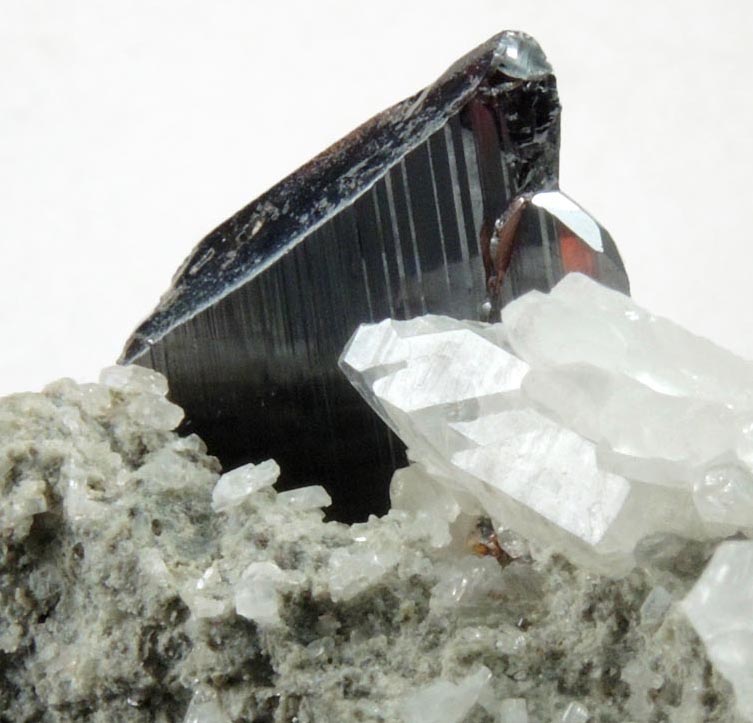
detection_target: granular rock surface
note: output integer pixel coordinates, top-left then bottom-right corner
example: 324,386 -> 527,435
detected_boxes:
0,367 -> 741,722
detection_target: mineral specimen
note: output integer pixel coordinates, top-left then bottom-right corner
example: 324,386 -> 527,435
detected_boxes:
341,273 -> 753,572
0,363 -> 741,721
120,31 -> 628,523
2,279 -> 752,721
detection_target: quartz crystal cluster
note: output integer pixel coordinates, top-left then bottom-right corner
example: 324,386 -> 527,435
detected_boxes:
341,273 -> 753,574
0,278 -> 751,721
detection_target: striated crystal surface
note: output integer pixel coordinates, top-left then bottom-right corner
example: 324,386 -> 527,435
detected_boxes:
561,701 -> 590,723
450,409 -> 630,547
341,273 -> 753,570
120,32 -> 628,523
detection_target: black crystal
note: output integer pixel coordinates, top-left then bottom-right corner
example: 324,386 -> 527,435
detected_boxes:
121,31 -> 629,522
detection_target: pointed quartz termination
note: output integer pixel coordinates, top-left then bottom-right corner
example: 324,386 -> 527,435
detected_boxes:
120,31 -> 629,522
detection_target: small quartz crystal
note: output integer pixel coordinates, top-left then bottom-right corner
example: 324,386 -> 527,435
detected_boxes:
234,561 -> 301,627
211,459 -> 280,512
561,701 -> 590,723
183,687 -> 230,723
0,478 -> 47,538
639,585 -> 672,629
100,365 -> 184,430
389,465 -> 463,548
183,564 -> 231,619
498,698 -> 528,723
400,667 -> 492,723
276,485 -> 332,511
430,556 -> 507,614
682,541 -> 753,721
326,538 -> 402,603
99,364 -> 169,396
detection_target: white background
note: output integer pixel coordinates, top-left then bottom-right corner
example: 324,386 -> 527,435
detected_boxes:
2,0 -> 752,395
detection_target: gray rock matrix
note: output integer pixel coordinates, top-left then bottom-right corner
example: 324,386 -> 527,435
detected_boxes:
0,368 -> 740,722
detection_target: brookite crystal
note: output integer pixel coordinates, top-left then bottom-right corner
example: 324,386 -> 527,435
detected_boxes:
120,31 -> 629,522
7,26 -> 750,723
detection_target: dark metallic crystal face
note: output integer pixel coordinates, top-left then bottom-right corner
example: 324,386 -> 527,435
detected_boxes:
121,31 -> 629,523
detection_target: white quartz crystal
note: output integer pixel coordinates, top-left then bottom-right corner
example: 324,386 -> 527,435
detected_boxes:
234,561 -> 302,627
139,548 -> 173,589
0,477 -> 47,538
276,485 -> 332,511
430,556 -> 508,614
561,701 -> 590,723
327,538 -> 402,603
211,459 -> 280,512
498,698 -> 528,723
639,585 -> 672,629
183,564 -> 232,619
400,666 -> 492,723
390,465 -> 463,548
450,408 -> 630,547
682,541 -> 753,721
693,464 -> 753,529
100,364 -> 184,430
183,686 -> 231,723
522,364 -> 740,487
341,274 -> 753,570
502,273 -> 753,409
99,364 -> 170,396
62,458 -> 110,522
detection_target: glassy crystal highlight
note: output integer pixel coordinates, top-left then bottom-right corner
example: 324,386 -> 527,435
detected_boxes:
682,541 -> 753,721
341,274 -> 753,571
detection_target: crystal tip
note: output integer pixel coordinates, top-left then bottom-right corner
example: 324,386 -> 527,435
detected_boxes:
492,31 -> 553,80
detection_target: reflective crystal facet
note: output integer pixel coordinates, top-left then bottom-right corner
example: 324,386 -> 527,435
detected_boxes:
341,274 -> 753,569
682,541 -> 753,721
120,32 -> 629,521
234,561 -> 301,627
561,702 -> 590,723
211,459 -> 280,512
